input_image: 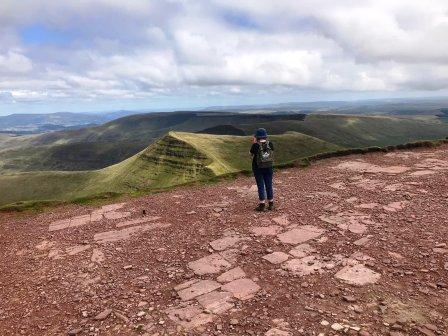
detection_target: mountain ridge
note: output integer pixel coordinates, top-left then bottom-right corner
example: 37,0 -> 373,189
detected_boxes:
0,131 -> 341,208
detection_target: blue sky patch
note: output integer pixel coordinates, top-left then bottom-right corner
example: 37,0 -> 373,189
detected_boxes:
20,25 -> 73,45
222,10 -> 259,30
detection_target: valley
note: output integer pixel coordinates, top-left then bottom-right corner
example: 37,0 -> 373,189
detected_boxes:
1,112 -> 448,208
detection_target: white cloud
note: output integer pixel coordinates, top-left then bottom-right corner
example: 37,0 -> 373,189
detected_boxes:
0,0 -> 448,110
0,51 -> 33,74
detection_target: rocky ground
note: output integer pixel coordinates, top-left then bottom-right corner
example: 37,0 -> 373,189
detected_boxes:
1,145 -> 448,336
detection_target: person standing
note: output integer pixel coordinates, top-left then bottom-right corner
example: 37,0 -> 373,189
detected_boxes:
250,128 -> 274,211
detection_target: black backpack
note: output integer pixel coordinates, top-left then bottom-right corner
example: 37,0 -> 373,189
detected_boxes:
257,141 -> 274,168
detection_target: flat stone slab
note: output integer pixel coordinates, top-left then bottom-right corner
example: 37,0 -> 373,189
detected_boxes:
35,240 -> 55,251
48,203 -> 129,231
221,278 -> 261,300
352,178 -> 385,191
48,219 -> 74,232
335,264 -> 381,286
209,236 -> 245,251
384,183 -> 404,192
218,248 -> 240,263
265,328 -> 292,336
410,170 -> 435,176
263,252 -> 290,264
353,236 -> 371,246
335,161 -> 410,174
116,216 -> 161,228
289,243 -> 316,258
319,213 -> 370,234
216,267 -> 246,283
330,182 -> 346,190
282,256 -> 325,276
165,304 -> 214,330
100,202 -> 126,212
344,221 -> 367,234
416,158 -> 448,170
385,151 -> 421,159
388,251 -> 405,259
272,215 -> 290,226
66,245 -> 91,256
250,225 -> 282,236
277,225 -> 325,245
175,279 -> 200,291
177,280 -> 221,301
383,201 -> 408,212
188,253 -> 232,275
94,223 -> 170,243
355,203 -> 380,209
104,211 -> 131,220
196,290 -> 234,314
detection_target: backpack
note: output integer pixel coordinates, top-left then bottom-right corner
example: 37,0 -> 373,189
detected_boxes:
257,141 -> 274,168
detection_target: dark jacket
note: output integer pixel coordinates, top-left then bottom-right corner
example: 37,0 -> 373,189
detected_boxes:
250,141 -> 274,170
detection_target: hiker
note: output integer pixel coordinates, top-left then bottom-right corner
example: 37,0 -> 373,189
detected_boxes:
250,128 -> 274,211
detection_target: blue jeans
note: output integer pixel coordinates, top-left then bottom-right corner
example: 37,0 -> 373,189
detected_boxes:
253,168 -> 274,201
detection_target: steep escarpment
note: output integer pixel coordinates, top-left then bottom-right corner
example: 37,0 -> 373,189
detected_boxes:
0,131 -> 343,207
0,133 -> 216,207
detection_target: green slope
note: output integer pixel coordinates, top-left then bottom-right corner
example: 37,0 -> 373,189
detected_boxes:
238,114 -> 448,148
0,131 -> 341,207
2,113 -> 447,173
0,112 -> 305,172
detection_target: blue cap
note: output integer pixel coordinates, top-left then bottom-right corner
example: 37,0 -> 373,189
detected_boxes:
255,128 -> 268,139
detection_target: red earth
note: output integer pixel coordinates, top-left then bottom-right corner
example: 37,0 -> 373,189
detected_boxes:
1,145 -> 447,336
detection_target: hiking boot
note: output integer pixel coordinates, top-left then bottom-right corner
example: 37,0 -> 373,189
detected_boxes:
255,203 -> 266,212
268,201 -> 274,211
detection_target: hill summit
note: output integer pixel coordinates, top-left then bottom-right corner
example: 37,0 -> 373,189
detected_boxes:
1,144 -> 447,335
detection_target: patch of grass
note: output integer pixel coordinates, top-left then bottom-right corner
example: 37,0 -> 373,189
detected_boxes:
0,199 -> 64,212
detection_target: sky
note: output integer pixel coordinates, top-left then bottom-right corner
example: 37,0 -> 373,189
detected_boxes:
1,0 -> 448,115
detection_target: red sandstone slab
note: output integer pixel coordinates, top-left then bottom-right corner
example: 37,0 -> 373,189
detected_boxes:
66,245 -> 90,256
250,225 -> 282,236
94,223 -> 170,243
221,278 -> 261,300
335,264 -> 381,285
288,243 -> 316,258
282,256 -> 325,276
272,215 -> 290,226
209,236 -> 245,251
263,252 -> 289,264
165,304 -> 214,330
277,225 -> 325,245
196,290 -> 234,314
188,253 -> 232,275
177,280 -> 221,301
216,267 -> 246,283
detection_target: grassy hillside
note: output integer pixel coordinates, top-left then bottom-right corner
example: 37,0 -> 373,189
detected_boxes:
0,131 -> 341,207
238,114 -> 448,148
1,113 -> 447,173
0,112 -> 306,172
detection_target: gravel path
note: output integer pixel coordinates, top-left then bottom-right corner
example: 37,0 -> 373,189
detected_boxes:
1,145 -> 447,336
